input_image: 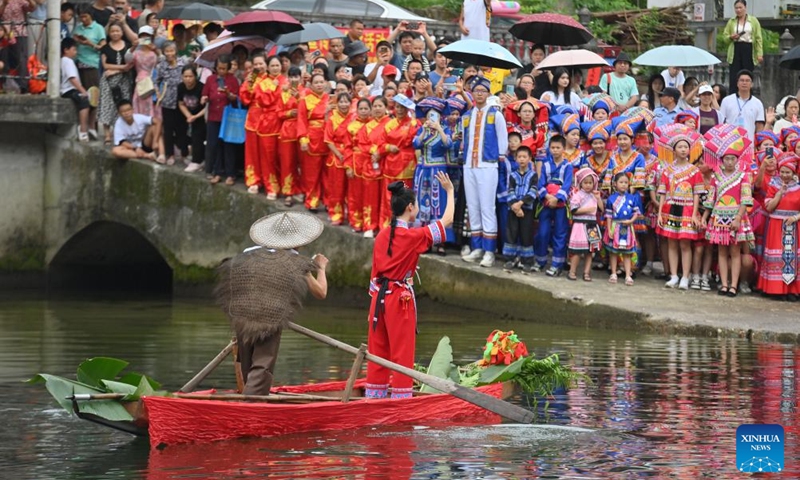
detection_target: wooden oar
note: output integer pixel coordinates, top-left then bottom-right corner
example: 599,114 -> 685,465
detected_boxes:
287,322 -> 534,424
180,340 -> 236,393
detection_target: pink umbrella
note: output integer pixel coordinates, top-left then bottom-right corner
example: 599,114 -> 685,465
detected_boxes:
534,49 -> 609,70
225,10 -> 302,39
702,124 -> 753,172
195,32 -> 273,68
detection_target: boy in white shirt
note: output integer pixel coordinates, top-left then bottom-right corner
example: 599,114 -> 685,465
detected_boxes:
60,37 -> 90,142
111,99 -> 163,160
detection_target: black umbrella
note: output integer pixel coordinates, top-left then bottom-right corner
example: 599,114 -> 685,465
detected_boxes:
780,45 -> 800,70
509,13 -> 594,47
156,3 -> 234,21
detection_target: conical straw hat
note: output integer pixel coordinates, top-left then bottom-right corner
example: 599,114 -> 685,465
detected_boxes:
249,212 -> 324,249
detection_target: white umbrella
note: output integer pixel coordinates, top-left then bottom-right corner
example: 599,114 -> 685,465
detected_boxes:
196,32 -> 272,69
633,45 -> 721,67
535,49 -> 609,70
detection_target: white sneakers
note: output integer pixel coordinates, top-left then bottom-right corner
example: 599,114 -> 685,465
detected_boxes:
479,251 -> 495,268
184,162 -> 203,173
665,275 -> 679,288
678,276 -> 690,290
462,248 -> 484,263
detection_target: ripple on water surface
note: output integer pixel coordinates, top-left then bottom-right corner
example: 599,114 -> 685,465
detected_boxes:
0,295 -> 797,478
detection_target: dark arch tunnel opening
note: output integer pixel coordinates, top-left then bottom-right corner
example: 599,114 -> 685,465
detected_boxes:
48,221 -> 173,294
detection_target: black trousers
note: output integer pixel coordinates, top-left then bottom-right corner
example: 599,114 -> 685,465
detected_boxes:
505,208 -> 536,262
161,107 -> 188,158
729,42 -> 754,93
238,329 -> 283,396
206,121 -> 237,177
187,117 -> 206,164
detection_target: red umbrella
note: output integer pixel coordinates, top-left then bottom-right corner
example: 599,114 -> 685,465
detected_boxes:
225,11 -> 302,39
509,13 -> 594,47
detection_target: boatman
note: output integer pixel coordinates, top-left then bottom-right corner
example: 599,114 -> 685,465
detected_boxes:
215,212 -> 329,395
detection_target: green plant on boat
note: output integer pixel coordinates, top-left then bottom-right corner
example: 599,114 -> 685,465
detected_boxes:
28,357 -> 167,422
416,336 -> 588,413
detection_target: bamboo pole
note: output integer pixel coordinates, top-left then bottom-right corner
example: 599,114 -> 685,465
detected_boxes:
180,340 -> 236,393
342,344 -> 367,403
287,322 -> 534,424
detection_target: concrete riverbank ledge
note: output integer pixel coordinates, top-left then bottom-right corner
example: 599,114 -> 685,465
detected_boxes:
1,140 -> 797,343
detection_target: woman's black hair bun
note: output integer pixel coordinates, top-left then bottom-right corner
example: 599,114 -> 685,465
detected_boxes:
387,181 -> 406,194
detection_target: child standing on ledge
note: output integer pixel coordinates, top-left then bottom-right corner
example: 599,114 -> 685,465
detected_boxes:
605,172 -> 642,286
503,146 -> 538,273
567,168 -> 603,281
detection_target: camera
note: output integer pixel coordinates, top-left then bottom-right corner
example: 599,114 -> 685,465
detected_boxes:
407,22 -> 419,31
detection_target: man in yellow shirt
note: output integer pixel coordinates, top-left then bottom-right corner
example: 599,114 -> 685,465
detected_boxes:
481,67 -> 510,95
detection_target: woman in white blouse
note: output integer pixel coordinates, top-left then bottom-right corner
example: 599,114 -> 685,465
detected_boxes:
540,67 -> 583,110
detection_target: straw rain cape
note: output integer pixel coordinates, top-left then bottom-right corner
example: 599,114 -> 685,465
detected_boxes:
214,248 -> 318,344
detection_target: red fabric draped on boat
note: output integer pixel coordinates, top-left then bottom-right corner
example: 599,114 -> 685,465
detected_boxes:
144,379 -> 506,447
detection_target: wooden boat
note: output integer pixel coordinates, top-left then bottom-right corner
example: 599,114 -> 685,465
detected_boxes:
74,378 -> 516,448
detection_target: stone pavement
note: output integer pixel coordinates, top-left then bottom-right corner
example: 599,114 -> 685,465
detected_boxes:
415,253 -> 800,344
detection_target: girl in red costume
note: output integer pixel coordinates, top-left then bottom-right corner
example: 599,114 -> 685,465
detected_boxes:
324,92 -> 353,225
297,73 -> 330,211
374,94 -> 421,230
276,66 -> 303,206
253,55 -> 286,198
239,53 -> 266,195
359,96 -> 392,238
346,99 -> 372,232
366,173 -> 455,399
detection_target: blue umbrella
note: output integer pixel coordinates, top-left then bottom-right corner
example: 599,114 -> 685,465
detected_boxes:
438,39 -> 522,70
633,45 -> 721,67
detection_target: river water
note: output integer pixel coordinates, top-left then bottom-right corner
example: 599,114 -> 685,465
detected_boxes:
0,292 -> 797,479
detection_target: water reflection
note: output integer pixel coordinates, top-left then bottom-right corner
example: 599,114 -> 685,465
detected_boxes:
0,293 -> 798,478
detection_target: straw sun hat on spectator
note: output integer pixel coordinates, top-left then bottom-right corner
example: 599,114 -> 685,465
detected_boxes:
249,212 -> 324,250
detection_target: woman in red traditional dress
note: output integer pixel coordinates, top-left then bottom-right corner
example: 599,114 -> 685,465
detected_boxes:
276,66 -> 303,206
239,53 -> 267,195
323,92 -> 353,225
374,94 -> 421,230
346,99 -> 372,232
253,55 -> 286,198
366,174 -> 455,399
757,155 -> 800,299
297,73 -> 331,211
358,96 -> 392,238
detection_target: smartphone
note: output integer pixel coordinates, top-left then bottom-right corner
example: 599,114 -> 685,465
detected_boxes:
344,67 -> 352,75
505,84 -> 515,95
217,77 -> 225,89
450,67 -> 464,78
766,146 -> 774,157
306,63 -> 313,74
407,22 -> 419,31
427,110 -> 440,124
443,83 -> 457,92
115,7 -> 123,14
310,50 -> 322,58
